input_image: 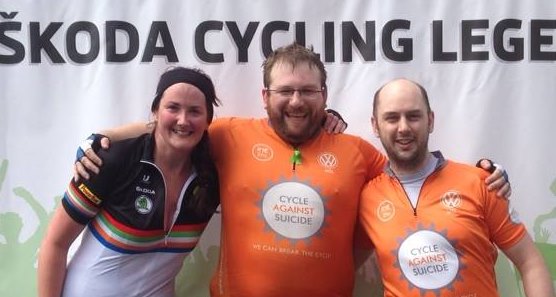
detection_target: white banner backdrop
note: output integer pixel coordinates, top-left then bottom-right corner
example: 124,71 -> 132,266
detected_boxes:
1,0 -> 555,296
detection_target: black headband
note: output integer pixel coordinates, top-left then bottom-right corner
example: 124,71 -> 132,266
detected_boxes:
151,67 -> 216,112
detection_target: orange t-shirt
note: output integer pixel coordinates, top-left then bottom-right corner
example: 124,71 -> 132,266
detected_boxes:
359,158 -> 526,297
209,118 -> 386,297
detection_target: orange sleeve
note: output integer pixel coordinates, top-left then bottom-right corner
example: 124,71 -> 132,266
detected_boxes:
481,176 -> 527,250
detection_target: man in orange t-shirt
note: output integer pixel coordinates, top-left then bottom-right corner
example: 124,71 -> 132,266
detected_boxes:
206,43 -> 387,296
208,117 -> 385,296
358,78 -> 554,297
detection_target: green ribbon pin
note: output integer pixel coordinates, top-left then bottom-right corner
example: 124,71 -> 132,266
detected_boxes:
290,148 -> 302,166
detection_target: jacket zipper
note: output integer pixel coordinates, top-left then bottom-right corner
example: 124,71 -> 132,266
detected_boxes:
393,173 -> 435,217
142,160 -> 177,247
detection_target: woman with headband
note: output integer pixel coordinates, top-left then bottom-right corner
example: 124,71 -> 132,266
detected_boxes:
38,67 -> 220,297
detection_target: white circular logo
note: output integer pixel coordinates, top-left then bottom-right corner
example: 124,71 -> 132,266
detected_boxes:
135,195 -> 153,214
261,182 -> 324,239
317,152 -> 338,171
398,230 -> 459,289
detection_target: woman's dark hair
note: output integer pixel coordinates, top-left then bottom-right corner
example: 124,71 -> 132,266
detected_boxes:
187,131 -> 220,219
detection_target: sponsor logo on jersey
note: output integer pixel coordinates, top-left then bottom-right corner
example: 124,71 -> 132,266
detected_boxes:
260,181 -> 326,240
252,143 -> 273,161
142,174 -> 151,184
136,186 -> 155,195
377,199 -> 395,222
317,152 -> 338,172
78,183 -> 101,205
135,195 -> 153,214
440,191 -> 462,210
395,228 -> 462,293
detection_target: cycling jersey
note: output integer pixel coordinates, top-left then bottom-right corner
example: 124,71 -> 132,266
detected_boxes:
208,117 -> 386,297
62,134 -> 217,297
359,152 -> 526,297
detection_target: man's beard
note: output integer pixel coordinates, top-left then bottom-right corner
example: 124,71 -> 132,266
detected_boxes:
268,112 -> 321,146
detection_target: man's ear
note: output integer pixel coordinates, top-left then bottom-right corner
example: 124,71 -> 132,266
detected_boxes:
371,116 -> 379,137
428,111 -> 435,133
262,88 -> 269,110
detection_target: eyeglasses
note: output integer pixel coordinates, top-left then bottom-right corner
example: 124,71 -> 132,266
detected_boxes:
266,87 -> 324,99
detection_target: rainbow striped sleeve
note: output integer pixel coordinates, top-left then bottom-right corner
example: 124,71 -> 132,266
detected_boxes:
62,182 -> 102,224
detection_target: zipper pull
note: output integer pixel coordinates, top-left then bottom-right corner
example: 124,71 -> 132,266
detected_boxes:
291,148 -> 302,172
